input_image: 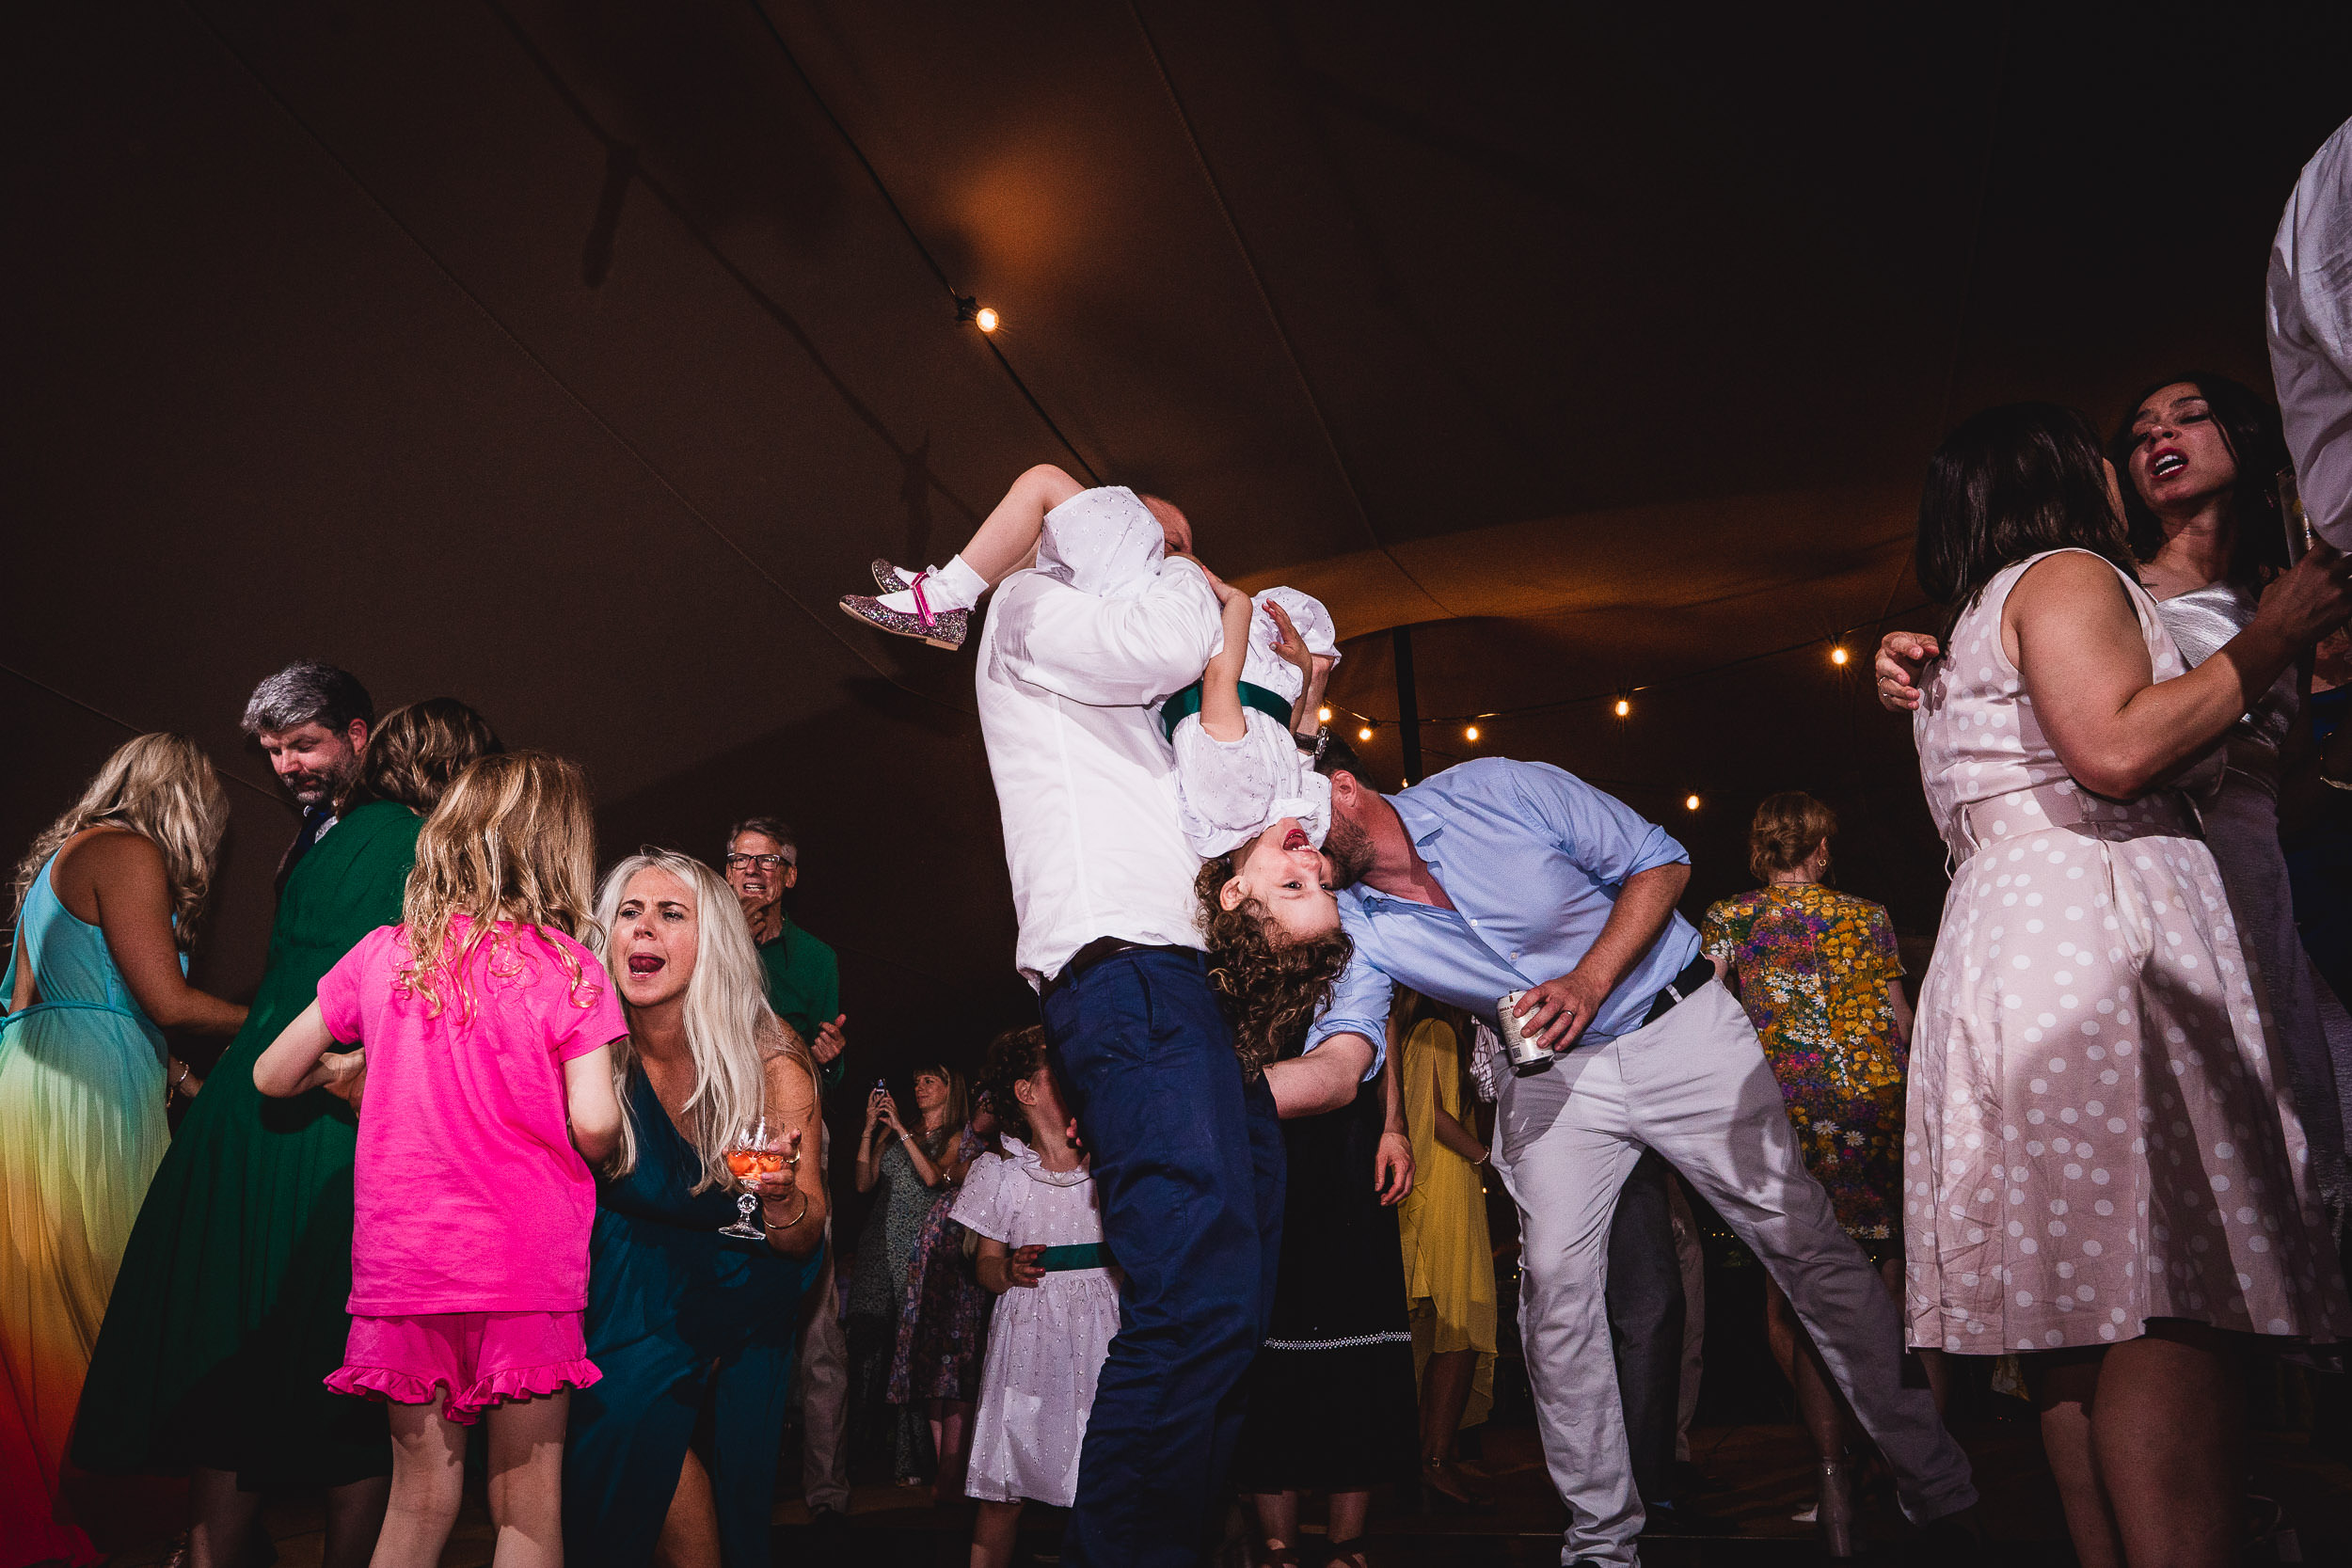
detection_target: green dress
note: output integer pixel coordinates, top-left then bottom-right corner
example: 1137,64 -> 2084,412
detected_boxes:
72,800 -> 422,1486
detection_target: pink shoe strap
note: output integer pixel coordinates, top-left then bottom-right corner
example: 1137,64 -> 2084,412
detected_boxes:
910,570 -> 935,629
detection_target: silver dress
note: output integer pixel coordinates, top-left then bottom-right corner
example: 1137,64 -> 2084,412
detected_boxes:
2157,581 -> 2352,1208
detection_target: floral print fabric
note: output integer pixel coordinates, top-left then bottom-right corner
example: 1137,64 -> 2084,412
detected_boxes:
1702,882 -> 1907,1250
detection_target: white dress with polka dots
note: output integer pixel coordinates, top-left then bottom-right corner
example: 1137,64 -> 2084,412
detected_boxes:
1907,549 -> 2347,1353
951,1141 -> 1120,1506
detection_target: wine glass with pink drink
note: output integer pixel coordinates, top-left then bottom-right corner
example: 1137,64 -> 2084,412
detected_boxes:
718,1114 -> 789,1239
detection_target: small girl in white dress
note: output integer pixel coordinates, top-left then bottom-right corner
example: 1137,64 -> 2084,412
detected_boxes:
956,1027 -> 1120,1567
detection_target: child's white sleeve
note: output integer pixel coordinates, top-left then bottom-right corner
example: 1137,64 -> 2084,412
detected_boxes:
950,1153 -> 1010,1242
1172,710 -> 1331,859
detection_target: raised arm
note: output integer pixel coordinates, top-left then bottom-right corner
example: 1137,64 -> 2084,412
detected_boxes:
1198,581 -> 1257,742
991,556 -> 1224,707
2010,546 -> 2350,798
755,1037 -> 829,1259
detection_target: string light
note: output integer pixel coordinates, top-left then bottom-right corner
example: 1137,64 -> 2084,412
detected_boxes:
1831,645 -> 1850,666
1465,725 -> 1480,742
1685,794 -> 1702,812
1613,698 -> 1631,718
974,306 -> 1000,332
1317,705 -> 1332,724
1358,724 -> 1375,741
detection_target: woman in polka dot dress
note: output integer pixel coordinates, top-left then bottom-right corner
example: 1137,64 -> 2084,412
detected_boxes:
1908,403 -> 2352,1568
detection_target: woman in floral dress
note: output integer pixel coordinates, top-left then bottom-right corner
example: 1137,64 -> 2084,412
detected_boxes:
1704,791 -> 1928,1550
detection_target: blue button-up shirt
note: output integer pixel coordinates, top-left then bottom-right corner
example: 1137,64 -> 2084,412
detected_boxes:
1307,758 -> 1701,1053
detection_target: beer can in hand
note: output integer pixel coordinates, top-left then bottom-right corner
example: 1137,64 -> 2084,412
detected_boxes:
1497,990 -> 1554,1075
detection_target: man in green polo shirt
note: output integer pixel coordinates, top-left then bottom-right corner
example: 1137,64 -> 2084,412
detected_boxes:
724,816 -> 847,1088
724,816 -> 851,1528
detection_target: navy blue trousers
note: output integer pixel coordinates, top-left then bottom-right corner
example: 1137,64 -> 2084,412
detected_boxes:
1043,948 -> 1283,1568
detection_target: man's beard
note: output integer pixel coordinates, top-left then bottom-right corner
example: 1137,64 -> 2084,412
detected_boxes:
286,768 -> 344,808
1323,811 -> 1375,887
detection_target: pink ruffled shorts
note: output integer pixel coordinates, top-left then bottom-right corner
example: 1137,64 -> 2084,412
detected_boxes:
326,1310 -> 599,1426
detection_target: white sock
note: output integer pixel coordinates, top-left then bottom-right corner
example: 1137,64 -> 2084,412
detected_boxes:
877,553 -> 986,613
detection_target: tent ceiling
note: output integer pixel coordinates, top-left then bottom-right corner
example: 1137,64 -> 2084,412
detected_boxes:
8,2 -> 2352,1061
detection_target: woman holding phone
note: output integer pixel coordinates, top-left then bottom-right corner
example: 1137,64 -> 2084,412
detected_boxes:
848,1067 -> 963,1482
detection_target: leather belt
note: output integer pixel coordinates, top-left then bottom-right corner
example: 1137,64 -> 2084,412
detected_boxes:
1641,955 -> 1718,1027
1041,937 -> 1199,1001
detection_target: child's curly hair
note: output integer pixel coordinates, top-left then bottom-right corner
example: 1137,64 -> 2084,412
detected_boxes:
978,1025 -> 1053,1139
1193,857 -> 1355,1078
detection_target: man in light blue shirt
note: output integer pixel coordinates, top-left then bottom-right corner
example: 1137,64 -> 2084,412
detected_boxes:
1308,743 -> 1979,1567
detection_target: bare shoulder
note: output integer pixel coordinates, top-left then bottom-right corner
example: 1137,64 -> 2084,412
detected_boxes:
758,1020 -> 819,1117
2009,549 -> 2134,610
53,825 -> 165,891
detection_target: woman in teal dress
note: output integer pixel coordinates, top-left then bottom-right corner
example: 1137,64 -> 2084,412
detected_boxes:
2,734 -> 246,1568
72,702 -> 497,1568
566,852 -> 827,1568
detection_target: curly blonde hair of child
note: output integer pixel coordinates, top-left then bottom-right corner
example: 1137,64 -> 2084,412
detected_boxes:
1192,856 -> 1354,1078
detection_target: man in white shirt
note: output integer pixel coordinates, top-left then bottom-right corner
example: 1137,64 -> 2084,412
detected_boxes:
2270,113 -> 2352,545
972,480 -> 1367,1567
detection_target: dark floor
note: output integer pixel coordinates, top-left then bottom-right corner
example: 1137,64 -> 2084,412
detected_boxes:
86,1415 -> 2349,1565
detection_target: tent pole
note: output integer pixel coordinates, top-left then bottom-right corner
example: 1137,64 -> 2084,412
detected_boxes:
1393,626 -> 1422,785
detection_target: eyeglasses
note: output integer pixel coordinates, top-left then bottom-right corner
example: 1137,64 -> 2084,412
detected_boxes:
723,853 -> 792,872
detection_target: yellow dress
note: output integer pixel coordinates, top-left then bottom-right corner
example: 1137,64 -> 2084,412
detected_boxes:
1396,1019 -> 1496,1429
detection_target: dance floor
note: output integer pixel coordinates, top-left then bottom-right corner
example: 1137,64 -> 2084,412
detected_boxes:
94,1415 -> 2350,1565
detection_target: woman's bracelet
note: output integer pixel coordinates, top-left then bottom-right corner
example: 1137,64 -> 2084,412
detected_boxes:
761,1192 -> 811,1231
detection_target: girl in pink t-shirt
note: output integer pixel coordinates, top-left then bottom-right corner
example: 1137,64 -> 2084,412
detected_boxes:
256,752 -> 625,1568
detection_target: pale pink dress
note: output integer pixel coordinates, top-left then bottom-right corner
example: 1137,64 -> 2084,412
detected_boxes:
1907,548 -> 2348,1353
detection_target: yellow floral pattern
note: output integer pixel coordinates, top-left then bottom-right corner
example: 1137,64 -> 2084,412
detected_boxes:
1700,883 -> 1906,1249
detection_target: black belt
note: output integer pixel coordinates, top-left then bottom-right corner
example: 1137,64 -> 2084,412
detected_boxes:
1041,938 -> 1198,1001
1641,955 -> 1717,1027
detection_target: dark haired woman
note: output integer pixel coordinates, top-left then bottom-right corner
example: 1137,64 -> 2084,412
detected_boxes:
1212,865 -> 1415,1568
1904,403 -> 2350,1567
73,699 -> 500,1568
1882,375 -> 2352,1212
886,1075 -> 995,1503
1701,791 -> 1929,1553
850,1065 -> 964,1483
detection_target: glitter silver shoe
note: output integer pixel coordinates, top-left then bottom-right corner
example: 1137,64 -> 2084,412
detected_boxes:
870,558 -> 915,593
839,573 -> 968,650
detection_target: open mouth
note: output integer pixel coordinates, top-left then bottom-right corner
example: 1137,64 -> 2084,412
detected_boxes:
1282,826 -> 1310,850
2151,451 -> 2186,479
627,955 -> 664,975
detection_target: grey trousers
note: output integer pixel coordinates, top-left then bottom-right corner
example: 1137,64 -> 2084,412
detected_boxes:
1492,980 -> 1976,1566
796,1117 -> 850,1514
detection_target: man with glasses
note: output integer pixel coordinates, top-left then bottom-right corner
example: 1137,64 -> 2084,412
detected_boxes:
723,816 -> 847,1081
723,816 -> 850,1532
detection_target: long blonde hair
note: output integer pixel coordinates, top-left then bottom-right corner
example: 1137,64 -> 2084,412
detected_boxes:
12,734 -> 228,950
397,752 -> 600,1020
590,850 -> 811,1192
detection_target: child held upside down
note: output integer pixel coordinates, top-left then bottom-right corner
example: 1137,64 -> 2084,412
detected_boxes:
841,466 -> 1355,1066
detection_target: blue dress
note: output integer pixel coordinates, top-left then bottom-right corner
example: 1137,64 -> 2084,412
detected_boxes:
564,1068 -> 821,1568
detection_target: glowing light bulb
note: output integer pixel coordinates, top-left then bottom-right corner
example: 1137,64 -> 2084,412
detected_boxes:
1316,706 -> 1332,724
1685,794 -> 1702,812
1358,725 -> 1374,741
1831,645 -> 1851,666
1613,698 -> 1631,718
974,307 -> 1000,332
1465,725 -> 1480,742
